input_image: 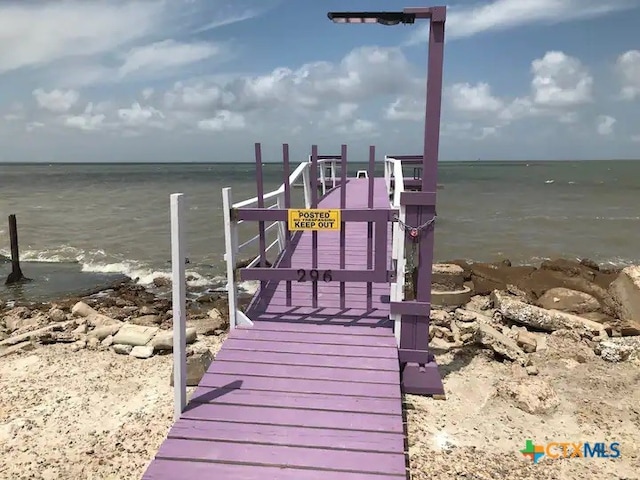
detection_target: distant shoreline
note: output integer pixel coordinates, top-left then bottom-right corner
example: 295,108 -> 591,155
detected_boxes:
2,158 -> 640,165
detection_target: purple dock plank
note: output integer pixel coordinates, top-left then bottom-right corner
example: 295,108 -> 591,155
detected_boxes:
199,372 -> 401,398
167,418 -> 405,452
207,359 -> 399,384
144,459 -> 405,480
189,385 -> 402,414
222,337 -> 398,359
215,348 -> 398,371
181,403 -> 402,433
239,320 -> 393,336
155,438 -> 406,476
227,328 -> 397,348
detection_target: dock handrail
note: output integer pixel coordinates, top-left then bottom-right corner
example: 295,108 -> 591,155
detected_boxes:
223,157 -> 344,329
385,156 -> 407,345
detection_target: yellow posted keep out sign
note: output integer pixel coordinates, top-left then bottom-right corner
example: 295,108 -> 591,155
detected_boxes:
287,209 -> 341,231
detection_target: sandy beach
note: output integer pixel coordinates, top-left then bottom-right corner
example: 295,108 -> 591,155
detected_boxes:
1,258 -> 640,480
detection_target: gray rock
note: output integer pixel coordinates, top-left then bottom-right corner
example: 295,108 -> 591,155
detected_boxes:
170,349 -> 214,386
516,331 -> 538,353
476,323 -> 526,363
48,308 -> 67,323
89,324 -> 121,341
598,337 -> 640,362
454,308 -> 478,323
608,266 -> 640,335
151,327 -> 198,351
491,290 -> 608,334
130,345 -> 154,359
130,314 -> 162,326
113,344 -> 133,355
139,306 -> 157,315
497,378 -> 560,414
537,287 -> 601,314
430,309 -> 452,327
112,324 -> 158,346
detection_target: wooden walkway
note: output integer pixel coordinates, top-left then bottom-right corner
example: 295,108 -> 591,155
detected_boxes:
142,178 -> 408,479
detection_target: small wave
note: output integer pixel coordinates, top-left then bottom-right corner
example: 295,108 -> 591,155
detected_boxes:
545,180 -> 554,184
0,246 -> 222,288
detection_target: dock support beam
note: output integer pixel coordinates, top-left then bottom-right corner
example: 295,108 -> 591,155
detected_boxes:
399,7 -> 446,396
170,193 -> 187,420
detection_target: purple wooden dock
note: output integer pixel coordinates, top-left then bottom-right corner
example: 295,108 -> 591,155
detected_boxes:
142,177 -> 408,479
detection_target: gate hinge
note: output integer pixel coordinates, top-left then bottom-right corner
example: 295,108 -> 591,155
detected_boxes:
387,270 -> 396,282
230,208 -> 239,221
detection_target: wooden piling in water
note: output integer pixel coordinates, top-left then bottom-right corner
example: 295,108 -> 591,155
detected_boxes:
5,214 -> 29,285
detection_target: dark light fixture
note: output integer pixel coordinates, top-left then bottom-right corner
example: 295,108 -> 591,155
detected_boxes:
327,11 -> 416,26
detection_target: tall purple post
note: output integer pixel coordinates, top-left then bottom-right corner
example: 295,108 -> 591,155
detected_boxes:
397,6 -> 446,395
326,5 -> 447,395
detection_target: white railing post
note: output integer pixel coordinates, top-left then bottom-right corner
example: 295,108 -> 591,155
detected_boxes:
331,160 -> 336,189
319,161 -> 326,196
386,159 -> 407,347
276,192 -> 286,253
384,156 -> 390,193
222,187 -> 239,330
170,193 -> 187,421
301,166 -> 312,208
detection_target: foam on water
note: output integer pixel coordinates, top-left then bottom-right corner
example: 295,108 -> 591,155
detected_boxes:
0,246 -> 231,290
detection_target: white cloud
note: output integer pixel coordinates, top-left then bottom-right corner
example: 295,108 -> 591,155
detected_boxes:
118,40 -> 222,79
0,0 -> 266,87
530,51 -> 593,107
0,2 -> 162,74
615,50 -> 640,100
197,111 -> 246,132
32,88 -> 79,113
596,115 -> 616,135
385,96 -> 424,121
407,0 -> 639,43
164,46 -> 419,115
117,102 -> 165,128
449,82 -> 504,113
64,103 -> 105,131
336,119 -> 378,136
142,88 -> 155,100
440,51 -> 590,131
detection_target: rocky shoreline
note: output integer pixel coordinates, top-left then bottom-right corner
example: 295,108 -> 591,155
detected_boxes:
1,257 -> 639,479
2,257 -> 637,367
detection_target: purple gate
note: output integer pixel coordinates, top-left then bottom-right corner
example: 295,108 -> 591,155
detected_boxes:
234,143 -> 395,312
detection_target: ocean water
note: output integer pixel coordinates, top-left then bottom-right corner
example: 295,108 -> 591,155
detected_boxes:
1,160 -> 639,301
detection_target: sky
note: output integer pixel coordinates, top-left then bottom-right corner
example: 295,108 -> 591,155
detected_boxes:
0,0 -> 639,163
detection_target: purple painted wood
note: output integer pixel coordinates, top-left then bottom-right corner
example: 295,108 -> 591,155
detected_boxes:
144,459 -> 405,480
199,372 -> 401,398
367,145 -> 375,311
181,403 -> 402,433
189,384 -> 402,414
207,360 -> 399,384
282,143 -> 292,306
222,338 -> 397,359
254,142 -> 267,293
144,157 -> 410,479
227,328 -> 397,348
167,418 -> 405,452
214,349 -> 398,371
239,320 -> 394,336
340,144 -> 347,309
395,8 -> 446,396
310,145 -> 319,308
155,438 -> 406,475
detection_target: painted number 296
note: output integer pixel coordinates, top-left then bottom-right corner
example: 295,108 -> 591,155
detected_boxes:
296,269 -> 332,282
